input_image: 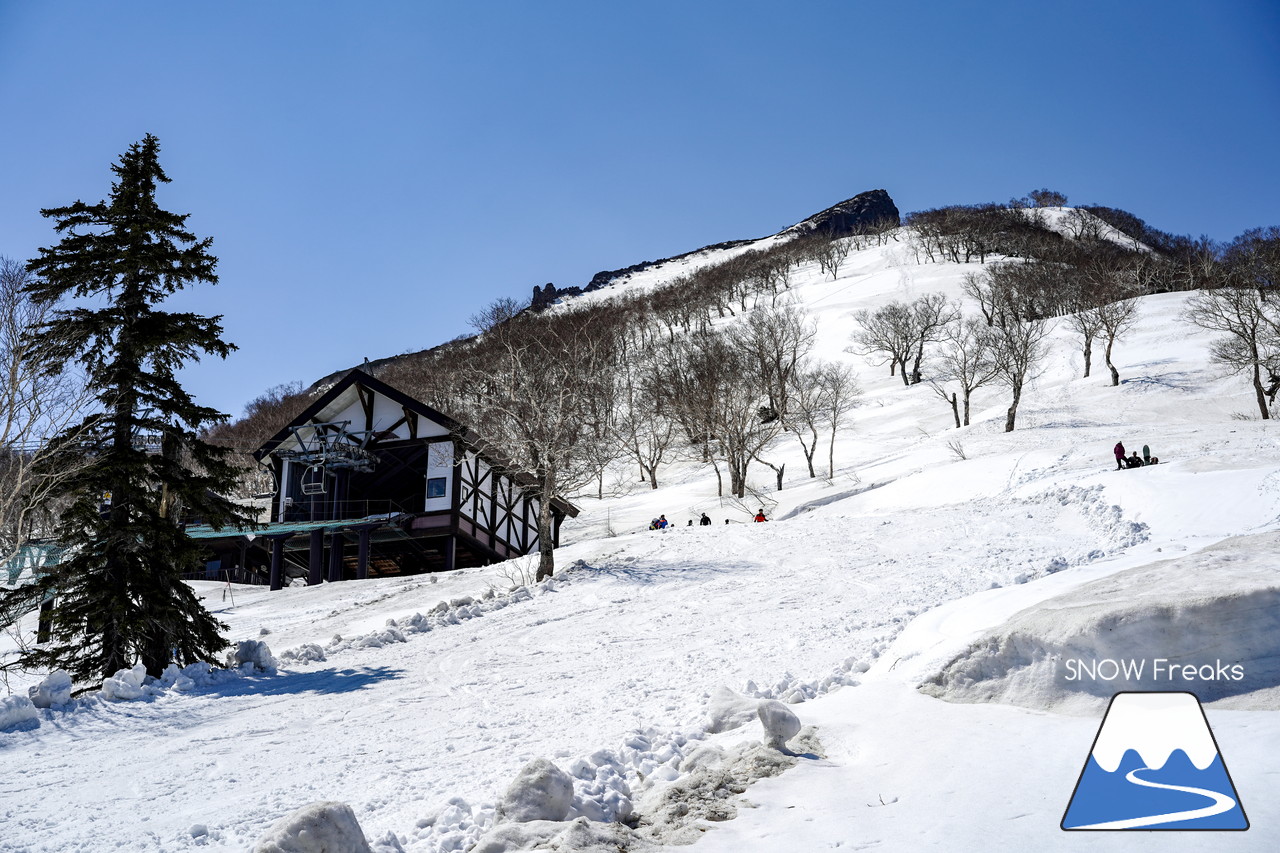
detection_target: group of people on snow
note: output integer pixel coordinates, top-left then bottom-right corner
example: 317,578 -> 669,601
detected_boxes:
1113,441 -> 1159,470
649,509 -> 768,530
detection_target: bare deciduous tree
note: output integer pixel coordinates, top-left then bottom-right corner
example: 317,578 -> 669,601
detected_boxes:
813,236 -> 853,280
1065,304 -> 1104,379
817,361 -> 860,478
468,296 -> 524,332
850,294 -> 954,386
667,331 -> 780,498
908,293 -> 960,384
615,351 -> 679,490
733,302 -> 816,421
455,304 -> 618,579
931,316 -> 1000,428
1096,296 -> 1140,387
1183,286 -> 1280,419
0,257 -> 93,567
990,316 -> 1053,432
1028,188 -> 1068,208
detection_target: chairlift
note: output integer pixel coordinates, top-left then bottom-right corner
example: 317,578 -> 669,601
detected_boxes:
301,464 -> 327,495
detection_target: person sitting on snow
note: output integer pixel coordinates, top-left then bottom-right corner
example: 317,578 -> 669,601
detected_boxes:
657,514 -> 668,529
699,513 -> 712,526
1125,452 -> 1145,469
754,509 -> 768,522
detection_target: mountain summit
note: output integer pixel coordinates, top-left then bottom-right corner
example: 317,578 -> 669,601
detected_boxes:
530,189 -> 900,310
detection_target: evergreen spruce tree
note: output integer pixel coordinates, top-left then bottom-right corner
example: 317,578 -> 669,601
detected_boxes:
3,134 -> 252,685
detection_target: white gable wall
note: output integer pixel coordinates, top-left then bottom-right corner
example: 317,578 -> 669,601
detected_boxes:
425,441 -> 454,512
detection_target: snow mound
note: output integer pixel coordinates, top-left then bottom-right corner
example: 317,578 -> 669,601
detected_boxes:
633,728 -> 823,846
495,758 -> 575,823
253,801 -> 371,853
100,664 -> 149,701
275,585 -> 538,665
29,669 -> 72,708
471,817 -> 635,853
228,639 -> 278,673
0,695 -> 38,729
923,532 -> 1280,712
705,685 -> 763,733
757,700 -> 801,751
278,643 -> 327,665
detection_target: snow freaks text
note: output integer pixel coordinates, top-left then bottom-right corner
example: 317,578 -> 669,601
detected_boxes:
1062,659 -> 1245,683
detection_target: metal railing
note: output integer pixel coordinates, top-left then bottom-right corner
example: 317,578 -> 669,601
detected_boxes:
278,498 -> 412,523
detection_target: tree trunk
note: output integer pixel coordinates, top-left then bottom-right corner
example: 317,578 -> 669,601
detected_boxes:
1252,360 -> 1270,419
535,469 -> 556,581
948,391 -> 960,429
802,427 -> 817,478
1082,340 -> 1092,378
911,344 -> 925,385
1005,382 -> 1022,432
1105,337 -> 1119,386
961,388 -> 973,427
828,426 -> 838,479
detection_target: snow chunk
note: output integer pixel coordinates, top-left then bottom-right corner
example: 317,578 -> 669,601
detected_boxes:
757,700 -> 802,751
471,817 -> 633,853
29,670 -> 72,708
100,664 -> 148,701
252,801 -> 371,853
0,695 -> 38,729
496,758 -> 574,823
228,639 -> 277,673
163,662 -> 216,692
704,686 -> 761,733
278,643 -> 327,666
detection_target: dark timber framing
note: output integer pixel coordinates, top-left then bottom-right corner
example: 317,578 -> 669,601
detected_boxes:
186,370 -> 577,589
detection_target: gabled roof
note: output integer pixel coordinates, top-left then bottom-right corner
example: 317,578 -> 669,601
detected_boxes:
255,369 -> 578,518
254,369 -> 461,460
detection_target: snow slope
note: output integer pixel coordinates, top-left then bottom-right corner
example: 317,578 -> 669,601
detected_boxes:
3,232 -> 1279,851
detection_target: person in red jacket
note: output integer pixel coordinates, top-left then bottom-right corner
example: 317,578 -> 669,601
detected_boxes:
1113,441 -> 1125,470
753,509 -> 768,522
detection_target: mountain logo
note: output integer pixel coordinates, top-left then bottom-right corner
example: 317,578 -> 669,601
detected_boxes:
1062,691 -> 1248,830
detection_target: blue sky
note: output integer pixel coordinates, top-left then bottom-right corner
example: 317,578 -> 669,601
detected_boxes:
1,1 -> 1277,419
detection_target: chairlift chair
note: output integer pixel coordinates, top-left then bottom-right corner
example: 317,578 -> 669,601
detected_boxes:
301,463 -> 327,495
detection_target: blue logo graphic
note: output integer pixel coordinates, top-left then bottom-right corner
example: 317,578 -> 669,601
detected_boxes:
1062,692 -> 1248,830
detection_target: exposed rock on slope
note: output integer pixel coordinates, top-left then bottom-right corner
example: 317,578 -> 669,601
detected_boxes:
782,188 -> 900,237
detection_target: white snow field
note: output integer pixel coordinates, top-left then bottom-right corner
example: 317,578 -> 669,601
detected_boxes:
4,219 -> 1280,851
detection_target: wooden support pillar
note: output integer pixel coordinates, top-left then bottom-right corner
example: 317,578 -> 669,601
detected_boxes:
357,527 -> 371,580
441,534 -> 456,573
269,536 -> 286,591
327,532 -> 345,582
308,528 -> 324,585
37,598 -> 54,644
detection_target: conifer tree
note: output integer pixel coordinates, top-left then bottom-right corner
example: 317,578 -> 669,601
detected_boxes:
2,135 -> 251,685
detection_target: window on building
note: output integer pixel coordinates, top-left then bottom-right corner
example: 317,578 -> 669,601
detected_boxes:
426,477 -> 447,499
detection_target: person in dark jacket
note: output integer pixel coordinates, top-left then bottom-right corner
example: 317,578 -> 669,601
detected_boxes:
1125,452 -> 1144,469
1114,441 -> 1126,470
699,513 -> 712,526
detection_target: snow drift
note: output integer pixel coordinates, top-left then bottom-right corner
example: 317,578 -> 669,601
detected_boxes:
923,531 -> 1280,713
